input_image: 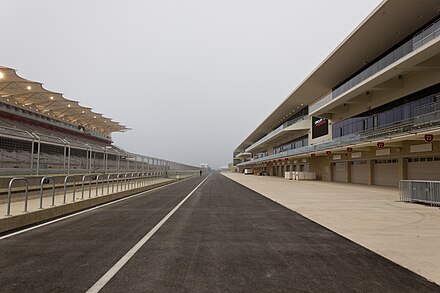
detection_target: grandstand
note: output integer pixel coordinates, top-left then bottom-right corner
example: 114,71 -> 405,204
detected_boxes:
0,66 -> 195,175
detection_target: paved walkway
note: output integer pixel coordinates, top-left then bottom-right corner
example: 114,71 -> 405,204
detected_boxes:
223,172 -> 440,285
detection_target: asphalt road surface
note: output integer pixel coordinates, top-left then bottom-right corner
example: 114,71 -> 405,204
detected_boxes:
0,173 -> 438,292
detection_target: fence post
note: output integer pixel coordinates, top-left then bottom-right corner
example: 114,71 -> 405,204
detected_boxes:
6,178 -> 29,216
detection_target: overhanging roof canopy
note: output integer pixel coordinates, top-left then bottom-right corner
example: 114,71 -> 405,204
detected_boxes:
0,66 -> 129,135
235,0 -> 440,152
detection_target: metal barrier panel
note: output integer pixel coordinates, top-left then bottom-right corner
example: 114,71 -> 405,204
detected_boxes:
399,180 -> 440,206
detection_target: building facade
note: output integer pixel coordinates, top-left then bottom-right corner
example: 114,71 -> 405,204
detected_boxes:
234,0 -> 440,187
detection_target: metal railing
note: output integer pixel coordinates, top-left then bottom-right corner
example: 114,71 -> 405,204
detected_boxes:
239,107 -> 440,166
309,18 -> 440,114
4,171 -> 199,216
63,175 -> 77,203
400,180 -> 440,206
6,178 -> 29,216
0,125 -> 199,176
39,176 -> 55,209
244,115 -> 309,153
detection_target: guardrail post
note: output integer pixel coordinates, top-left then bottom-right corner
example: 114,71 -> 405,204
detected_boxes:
6,178 -> 29,216
131,173 -> 135,189
81,174 -> 93,199
39,176 -> 56,208
124,173 -> 129,190
107,174 -> 113,195
63,175 -> 77,203
95,174 -> 105,197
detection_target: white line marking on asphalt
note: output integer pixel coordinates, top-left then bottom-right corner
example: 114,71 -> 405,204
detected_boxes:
0,179 -> 190,241
86,175 -> 210,293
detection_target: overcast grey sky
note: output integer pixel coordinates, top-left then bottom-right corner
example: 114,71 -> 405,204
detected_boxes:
1,0 -> 382,168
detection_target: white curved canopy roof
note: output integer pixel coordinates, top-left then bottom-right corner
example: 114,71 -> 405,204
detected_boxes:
0,66 -> 128,135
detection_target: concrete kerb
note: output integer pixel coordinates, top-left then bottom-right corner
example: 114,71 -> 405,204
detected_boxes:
0,174 -> 197,235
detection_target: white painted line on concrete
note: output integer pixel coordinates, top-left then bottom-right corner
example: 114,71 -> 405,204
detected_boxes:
86,175 -> 210,293
0,178 -> 189,241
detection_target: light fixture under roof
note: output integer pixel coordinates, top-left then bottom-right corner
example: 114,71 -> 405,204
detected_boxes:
67,104 -> 71,107
27,86 -> 32,90
0,71 -> 4,79
50,96 -> 54,100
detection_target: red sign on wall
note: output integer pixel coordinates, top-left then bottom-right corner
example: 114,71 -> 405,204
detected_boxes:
425,134 -> 434,142
311,154 -> 316,157
377,142 -> 385,149
347,147 -> 353,153
326,151 -> 332,155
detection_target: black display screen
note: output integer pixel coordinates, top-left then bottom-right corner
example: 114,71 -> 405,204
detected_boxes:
312,116 -> 328,139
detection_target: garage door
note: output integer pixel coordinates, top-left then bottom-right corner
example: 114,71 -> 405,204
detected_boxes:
302,163 -> 310,172
333,162 -> 346,182
407,157 -> 440,181
350,161 -> 368,184
374,159 -> 398,187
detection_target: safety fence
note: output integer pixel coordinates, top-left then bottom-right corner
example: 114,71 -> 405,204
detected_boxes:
0,125 -> 199,176
399,180 -> 440,206
4,170 -> 198,216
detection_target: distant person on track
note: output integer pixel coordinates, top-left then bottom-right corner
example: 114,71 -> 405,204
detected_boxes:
200,170 -> 202,176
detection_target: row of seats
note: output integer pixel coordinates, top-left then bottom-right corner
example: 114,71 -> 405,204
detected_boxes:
0,114 -> 111,149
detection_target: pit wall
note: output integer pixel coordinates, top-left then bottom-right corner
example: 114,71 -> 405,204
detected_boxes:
0,174 -> 197,234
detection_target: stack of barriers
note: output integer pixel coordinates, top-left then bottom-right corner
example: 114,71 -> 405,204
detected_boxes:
285,171 -> 316,180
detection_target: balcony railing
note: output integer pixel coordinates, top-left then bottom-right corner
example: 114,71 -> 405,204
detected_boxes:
239,106 -> 440,166
309,18 -> 440,114
244,115 -> 308,152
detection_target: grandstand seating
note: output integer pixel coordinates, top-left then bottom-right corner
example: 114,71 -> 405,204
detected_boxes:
0,109 -> 130,174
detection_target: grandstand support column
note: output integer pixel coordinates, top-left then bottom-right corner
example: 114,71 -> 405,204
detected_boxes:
141,156 -> 145,173
87,144 -> 92,174
101,148 -> 105,174
89,150 -> 92,173
117,153 -> 120,172
91,150 -> 94,173
104,147 -> 108,174
61,138 -> 70,174
30,134 -> 35,171
135,155 -> 138,172
34,133 -> 41,175
67,144 -> 71,175
84,144 -> 90,174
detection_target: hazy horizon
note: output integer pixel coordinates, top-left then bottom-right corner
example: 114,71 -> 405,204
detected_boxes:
1,0 -> 382,168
